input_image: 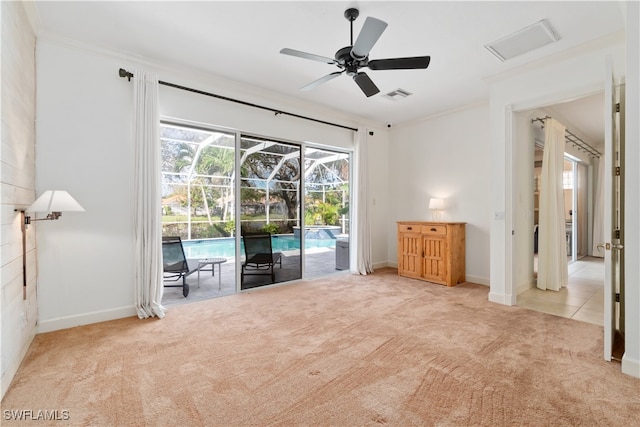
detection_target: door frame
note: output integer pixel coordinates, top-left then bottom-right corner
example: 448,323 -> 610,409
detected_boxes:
494,6 -> 639,377
503,89 -> 608,309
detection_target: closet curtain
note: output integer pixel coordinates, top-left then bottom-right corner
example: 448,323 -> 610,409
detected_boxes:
133,70 -> 166,318
537,118 -> 569,291
351,129 -> 373,275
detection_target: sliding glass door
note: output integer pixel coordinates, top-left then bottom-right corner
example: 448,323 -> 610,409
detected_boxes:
239,135 -> 302,289
160,123 -> 237,301
160,123 -> 351,301
304,147 -> 351,278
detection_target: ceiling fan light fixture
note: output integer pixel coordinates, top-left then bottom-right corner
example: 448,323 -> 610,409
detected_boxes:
383,88 -> 412,101
484,19 -> 560,62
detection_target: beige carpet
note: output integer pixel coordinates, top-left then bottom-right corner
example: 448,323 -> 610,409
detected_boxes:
2,269 -> 639,426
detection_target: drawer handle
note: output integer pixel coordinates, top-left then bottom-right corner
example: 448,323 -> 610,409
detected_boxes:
407,227 -> 412,230
430,228 -> 437,231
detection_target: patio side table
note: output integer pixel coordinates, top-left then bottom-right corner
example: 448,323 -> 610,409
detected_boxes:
197,258 -> 227,290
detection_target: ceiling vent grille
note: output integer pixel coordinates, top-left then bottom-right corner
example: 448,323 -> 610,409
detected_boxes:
383,88 -> 412,101
484,19 -> 560,62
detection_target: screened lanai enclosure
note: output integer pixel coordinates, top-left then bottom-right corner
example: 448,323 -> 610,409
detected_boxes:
160,122 -> 351,295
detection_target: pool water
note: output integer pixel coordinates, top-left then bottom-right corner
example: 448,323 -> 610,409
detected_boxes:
181,235 -> 335,259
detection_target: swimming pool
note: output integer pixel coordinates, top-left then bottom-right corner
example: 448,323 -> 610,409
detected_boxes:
181,235 -> 336,259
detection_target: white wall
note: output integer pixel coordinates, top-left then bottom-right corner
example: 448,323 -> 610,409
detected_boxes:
388,104 -> 492,285
35,41 -> 136,331
34,38 -> 390,332
1,1 -> 38,398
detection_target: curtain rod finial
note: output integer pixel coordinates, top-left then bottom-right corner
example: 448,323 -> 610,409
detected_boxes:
119,68 -> 133,81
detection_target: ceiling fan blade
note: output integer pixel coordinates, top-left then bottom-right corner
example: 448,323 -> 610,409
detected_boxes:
353,72 -> 380,97
280,48 -> 336,64
300,72 -> 343,91
351,17 -> 388,59
368,56 -> 431,70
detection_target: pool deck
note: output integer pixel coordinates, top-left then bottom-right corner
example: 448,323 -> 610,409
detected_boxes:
162,247 -> 348,307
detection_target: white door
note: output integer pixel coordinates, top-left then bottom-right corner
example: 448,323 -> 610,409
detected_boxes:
602,56 -> 617,361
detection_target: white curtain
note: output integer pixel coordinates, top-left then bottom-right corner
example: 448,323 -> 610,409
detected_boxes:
591,156 -> 605,257
351,128 -> 373,275
133,70 -> 165,318
537,118 -> 569,291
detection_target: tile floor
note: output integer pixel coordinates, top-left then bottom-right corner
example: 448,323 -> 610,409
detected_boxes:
518,256 -> 604,326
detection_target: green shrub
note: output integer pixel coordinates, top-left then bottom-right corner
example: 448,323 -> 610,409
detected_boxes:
224,220 -> 235,236
262,223 -> 279,234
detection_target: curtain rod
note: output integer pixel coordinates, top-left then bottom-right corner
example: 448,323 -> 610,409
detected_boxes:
532,116 -> 601,158
118,68 -> 358,132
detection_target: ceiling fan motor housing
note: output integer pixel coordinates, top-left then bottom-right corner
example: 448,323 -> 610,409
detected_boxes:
335,46 -> 367,76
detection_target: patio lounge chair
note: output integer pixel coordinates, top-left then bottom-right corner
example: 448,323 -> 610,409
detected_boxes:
241,233 -> 282,285
162,236 -> 200,297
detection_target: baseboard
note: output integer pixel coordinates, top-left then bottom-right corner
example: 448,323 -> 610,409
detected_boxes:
373,261 -> 392,270
621,353 -> 640,378
465,274 -> 489,286
37,306 -> 138,333
1,329 -> 36,399
488,292 -> 517,306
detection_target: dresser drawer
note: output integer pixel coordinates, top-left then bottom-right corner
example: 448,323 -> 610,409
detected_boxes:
421,224 -> 447,235
398,224 -> 422,233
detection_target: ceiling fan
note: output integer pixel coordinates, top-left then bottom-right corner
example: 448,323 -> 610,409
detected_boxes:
280,8 -> 431,97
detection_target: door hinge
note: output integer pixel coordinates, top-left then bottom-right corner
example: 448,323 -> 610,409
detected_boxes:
615,229 -> 620,239
615,293 -> 620,302
615,166 -> 621,176
615,103 -> 620,113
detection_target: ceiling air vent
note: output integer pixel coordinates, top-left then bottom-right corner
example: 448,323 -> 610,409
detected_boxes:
383,88 -> 412,101
484,19 -> 560,62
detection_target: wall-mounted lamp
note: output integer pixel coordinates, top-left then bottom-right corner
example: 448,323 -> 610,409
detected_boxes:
428,198 -> 445,221
14,190 -> 85,299
21,190 -> 85,224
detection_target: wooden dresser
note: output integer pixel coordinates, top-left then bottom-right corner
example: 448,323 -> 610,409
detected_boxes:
397,221 -> 466,286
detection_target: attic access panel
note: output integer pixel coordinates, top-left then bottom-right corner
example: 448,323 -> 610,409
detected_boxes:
484,19 -> 560,62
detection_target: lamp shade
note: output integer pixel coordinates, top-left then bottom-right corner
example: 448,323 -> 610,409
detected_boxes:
27,190 -> 85,213
428,198 -> 445,210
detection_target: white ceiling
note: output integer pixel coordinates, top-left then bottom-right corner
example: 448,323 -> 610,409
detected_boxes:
547,92 -> 605,147
31,1 -> 624,133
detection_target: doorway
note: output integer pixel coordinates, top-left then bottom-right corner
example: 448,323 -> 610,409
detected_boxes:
533,156 -> 588,264
303,146 -> 350,278
562,156 -> 589,262
517,93 -> 606,324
